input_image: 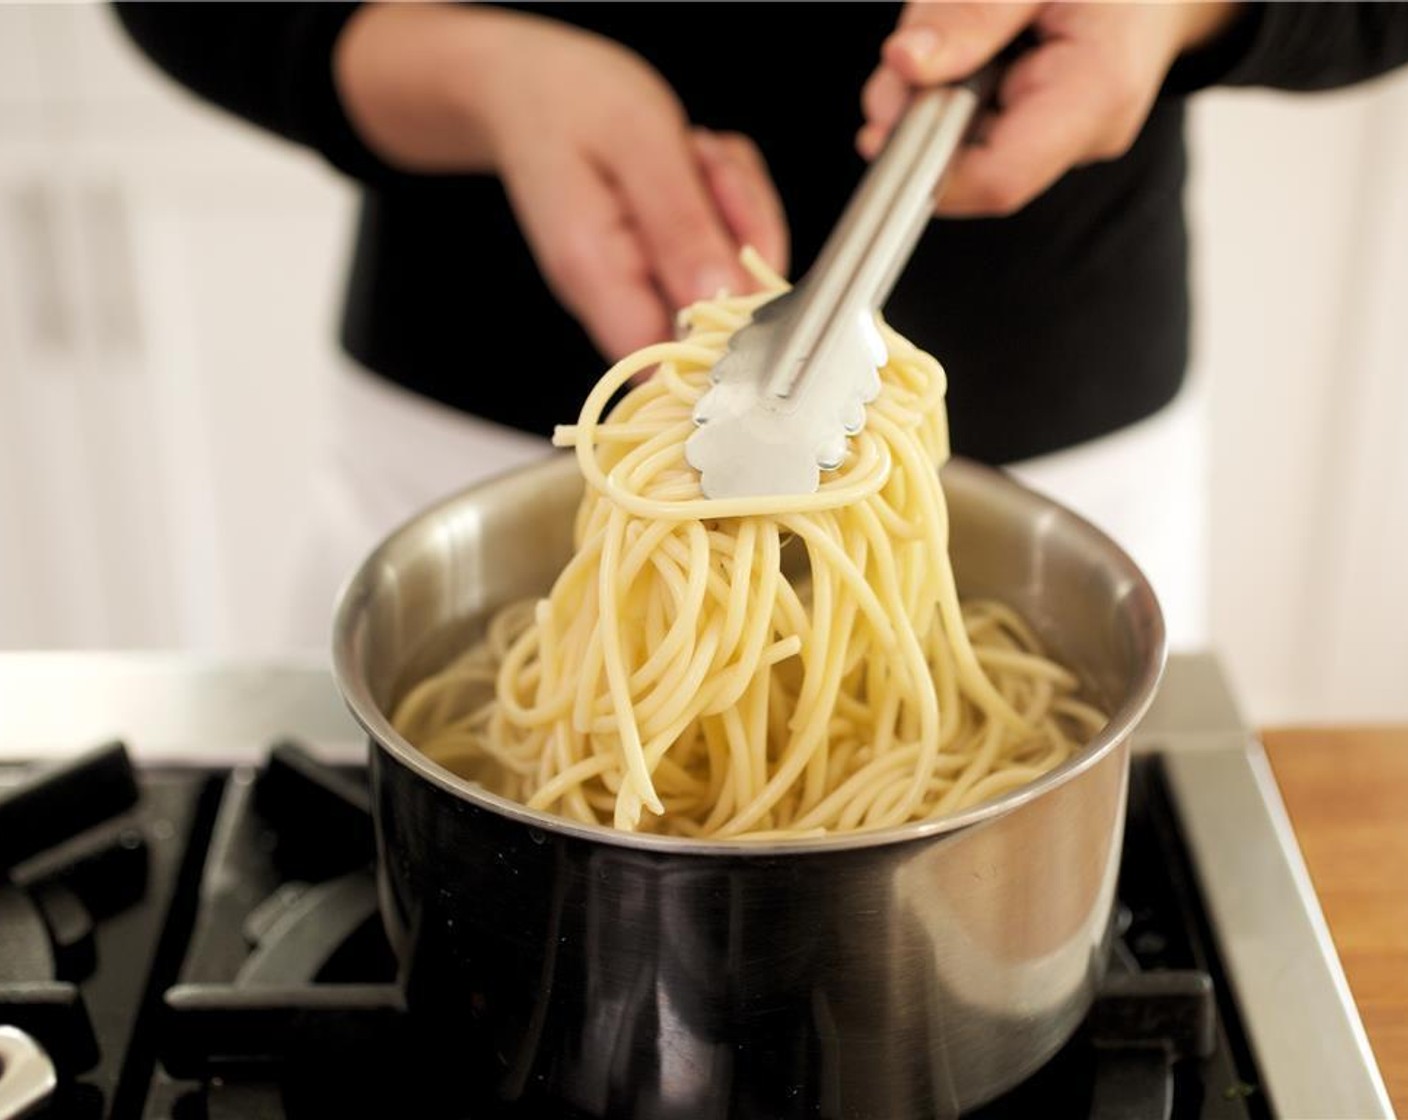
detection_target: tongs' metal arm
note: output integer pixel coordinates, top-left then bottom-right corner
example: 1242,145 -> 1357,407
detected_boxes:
763,65 -> 998,403
685,61 -> 1006,500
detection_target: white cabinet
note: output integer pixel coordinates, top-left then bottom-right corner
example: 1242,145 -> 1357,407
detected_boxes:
0,149 -> 163,648
0,5 -> 354,652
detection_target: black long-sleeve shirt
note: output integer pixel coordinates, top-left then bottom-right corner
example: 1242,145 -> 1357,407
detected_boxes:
115,3 -> 1408,463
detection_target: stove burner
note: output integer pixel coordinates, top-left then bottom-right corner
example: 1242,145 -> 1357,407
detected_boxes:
237,870 -> 379,985
158,745 -> 402,1068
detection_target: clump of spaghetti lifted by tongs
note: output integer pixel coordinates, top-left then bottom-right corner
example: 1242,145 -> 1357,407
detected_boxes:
686,66 -> 1000,500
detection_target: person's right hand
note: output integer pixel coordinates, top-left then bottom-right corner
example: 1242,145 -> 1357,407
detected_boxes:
335,5 -> 788,360
856,3 -> 1239,218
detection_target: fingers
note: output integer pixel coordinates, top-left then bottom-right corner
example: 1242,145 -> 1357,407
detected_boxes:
691,129 -> 790,279
884,2 -> 1040,87
603,111 -> 750,309
934,12 -> 1165,218
858,4 -> 1039,161
860,2 -> 1171,217
937,33 -> 1156,216
504,112 -> 783,367
861,66 -> 910,138
857,67 -> 909,160
502,151 -> 673,361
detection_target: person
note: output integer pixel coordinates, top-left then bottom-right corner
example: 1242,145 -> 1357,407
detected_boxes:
114,2 -> 1408,650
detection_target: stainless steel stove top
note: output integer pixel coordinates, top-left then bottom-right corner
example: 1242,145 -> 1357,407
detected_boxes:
0,651 -> 1393,1118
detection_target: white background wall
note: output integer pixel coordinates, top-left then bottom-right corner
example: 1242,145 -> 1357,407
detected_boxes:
0,4 -> 355,650
0,6 -> 1405,724
1187,79 -> 1408,722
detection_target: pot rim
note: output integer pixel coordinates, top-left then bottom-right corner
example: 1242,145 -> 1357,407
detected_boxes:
333,456 -> 1166,857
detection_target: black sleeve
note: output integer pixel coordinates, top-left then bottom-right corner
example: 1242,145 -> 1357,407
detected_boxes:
1167,2 -> 1408,95
112,1 -> 410,188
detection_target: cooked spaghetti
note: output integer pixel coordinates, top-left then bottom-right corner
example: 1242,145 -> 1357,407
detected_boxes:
392,253 -> 1105,839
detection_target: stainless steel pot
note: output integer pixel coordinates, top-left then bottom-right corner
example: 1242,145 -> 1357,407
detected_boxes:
333,455 -> 1165,1119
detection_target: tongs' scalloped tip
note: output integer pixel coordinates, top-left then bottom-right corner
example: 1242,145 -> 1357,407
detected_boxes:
688,303 -> 886,501
685,423 -> 823,500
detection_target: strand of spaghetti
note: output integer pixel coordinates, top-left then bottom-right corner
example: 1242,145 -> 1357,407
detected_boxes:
880,407 -> 1029,733
716,576 -> 860,837
597,506 -> 664,825
845,495 -> 942,825
699,539 -> 787,717
779,513 -> 897,651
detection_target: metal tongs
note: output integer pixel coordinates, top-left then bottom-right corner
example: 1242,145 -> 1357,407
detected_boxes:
686,66 -> 1000,500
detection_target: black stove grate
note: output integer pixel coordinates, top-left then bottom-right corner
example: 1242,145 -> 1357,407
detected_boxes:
0,743 -> 218,1120
0,746 -> 1268,1120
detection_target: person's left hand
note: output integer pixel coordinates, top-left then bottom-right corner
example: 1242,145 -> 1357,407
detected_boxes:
858,2 -> 1239,217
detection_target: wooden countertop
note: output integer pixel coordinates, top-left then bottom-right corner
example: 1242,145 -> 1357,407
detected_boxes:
1261,726 -> 1408,1118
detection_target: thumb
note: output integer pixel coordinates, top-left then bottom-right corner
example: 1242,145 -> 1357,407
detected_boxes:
884,2 -> 1039,86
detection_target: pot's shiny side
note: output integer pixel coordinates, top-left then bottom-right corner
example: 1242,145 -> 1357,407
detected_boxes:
335,456 -> 1164,1119
375,734 -> 1128,1119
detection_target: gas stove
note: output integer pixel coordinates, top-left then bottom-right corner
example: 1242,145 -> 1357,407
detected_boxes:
0,653 -> 1391,1119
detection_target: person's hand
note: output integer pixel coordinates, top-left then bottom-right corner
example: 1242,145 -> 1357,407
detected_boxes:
335,5 -> 788,359
858,2 -> 1239,217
